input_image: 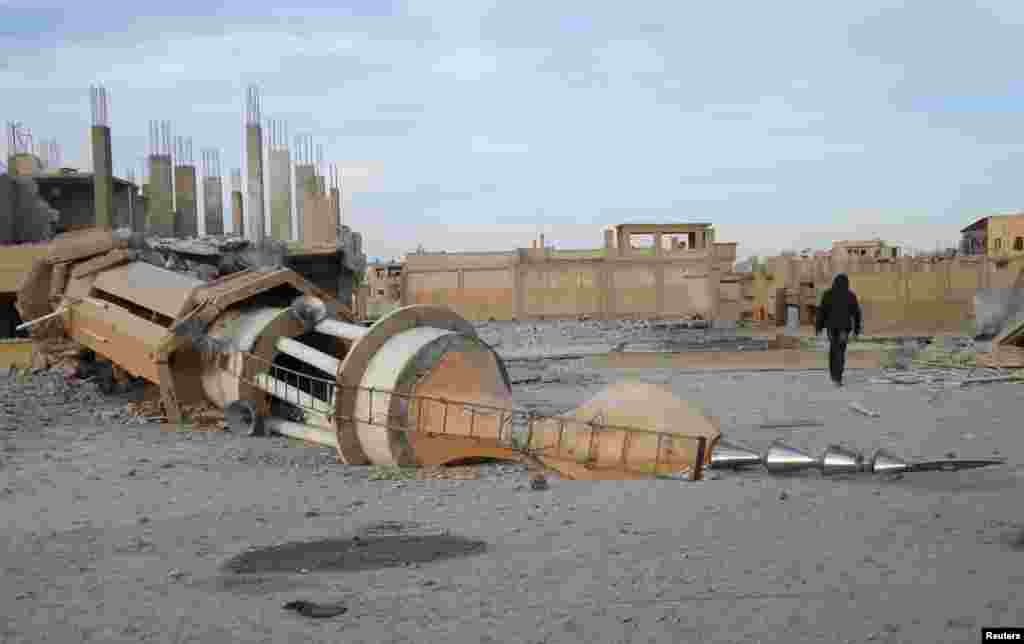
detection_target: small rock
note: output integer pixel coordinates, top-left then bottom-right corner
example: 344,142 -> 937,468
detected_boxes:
778,490 -> 789,501
167,569 -> 185,581
946,616 -> 976,629
530,474 -> 549,491
304,510 -> 320,518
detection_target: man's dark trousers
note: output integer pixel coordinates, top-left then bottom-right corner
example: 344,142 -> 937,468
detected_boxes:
827,328 -> 849,384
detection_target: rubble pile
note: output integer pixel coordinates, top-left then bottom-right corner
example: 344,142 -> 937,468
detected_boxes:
29,338 -> 85,373
1,369 -> 110,431
121,397 -> 226,431
415,465 -> 483,481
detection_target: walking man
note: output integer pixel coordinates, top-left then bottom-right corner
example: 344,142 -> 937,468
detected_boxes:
815,273 -> 862,386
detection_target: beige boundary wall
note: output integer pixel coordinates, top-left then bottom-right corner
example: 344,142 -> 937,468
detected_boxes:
403,246 -> 742,321
747,254 -> 1024,334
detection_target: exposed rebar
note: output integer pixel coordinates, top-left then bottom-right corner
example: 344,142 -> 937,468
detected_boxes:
90,84 -> 110,127
6,121 -> 32,156
201,148 -> 221,178
246,85 -> 262,126
174,136 -> 193,166
148,120 -> 173,157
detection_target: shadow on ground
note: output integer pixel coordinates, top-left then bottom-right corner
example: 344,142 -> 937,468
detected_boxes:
220,522 -> 488,576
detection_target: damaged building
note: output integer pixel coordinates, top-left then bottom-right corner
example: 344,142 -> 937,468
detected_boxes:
399,223 -> 740,322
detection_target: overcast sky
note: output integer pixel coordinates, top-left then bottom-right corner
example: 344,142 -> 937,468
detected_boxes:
3,0 -> 1024,260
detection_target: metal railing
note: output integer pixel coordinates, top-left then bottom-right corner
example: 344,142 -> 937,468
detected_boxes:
225,351 -> 709,481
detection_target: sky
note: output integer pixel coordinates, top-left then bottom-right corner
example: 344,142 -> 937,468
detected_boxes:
3,1 -> 1024,261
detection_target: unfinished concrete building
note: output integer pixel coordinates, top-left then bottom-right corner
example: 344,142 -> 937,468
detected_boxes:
173,136 -> 198,238
201,149 -> 224,235
402,223 -> 739,321
33,171 -> 139,233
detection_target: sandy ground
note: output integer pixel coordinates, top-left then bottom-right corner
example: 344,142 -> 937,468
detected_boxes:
2,364 -> 1023,644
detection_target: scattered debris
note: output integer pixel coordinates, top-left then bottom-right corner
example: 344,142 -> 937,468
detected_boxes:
848,402 -> 880,418
282,600 -> 348,618
758,419 -> 824,429
122,398 -> 225,430
415,465 -> 483,481
367,465 -> 417,481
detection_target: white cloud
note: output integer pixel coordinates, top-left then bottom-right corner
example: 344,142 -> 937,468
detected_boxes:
432,48 -> 499,82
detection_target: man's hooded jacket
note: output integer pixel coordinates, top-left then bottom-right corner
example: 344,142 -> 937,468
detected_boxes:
815,273 -> 862,334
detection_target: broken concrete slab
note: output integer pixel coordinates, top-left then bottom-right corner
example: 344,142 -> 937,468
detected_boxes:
974,287 -> 1024,340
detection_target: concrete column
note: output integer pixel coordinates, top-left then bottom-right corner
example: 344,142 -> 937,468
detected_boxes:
231,190 -> 244,235
294,164 -> 315,243
513,265 -> 524,319
654,232 -> 663,257
174,164 -> 198,237
0,174 -> 13,243
90,125 -> 113,228
654,264 -> 665,317
603,265 -> 615,317
301,184 -> 323,246
245,124 -> 265,242
10,153 -> 41,177
145,155 -> 175,236
329,186 -> 341,232
604,229 -> 614,250
203,177 -> 224,235
268,148 -> 292,241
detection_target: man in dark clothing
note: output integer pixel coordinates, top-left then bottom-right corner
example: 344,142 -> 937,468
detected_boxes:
815,273 -> 862,386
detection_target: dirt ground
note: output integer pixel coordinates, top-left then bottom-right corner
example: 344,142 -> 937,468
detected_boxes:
2,363 -> 1022,643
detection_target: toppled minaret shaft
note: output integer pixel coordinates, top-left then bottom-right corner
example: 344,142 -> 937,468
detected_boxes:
710,439 -> 1006,475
